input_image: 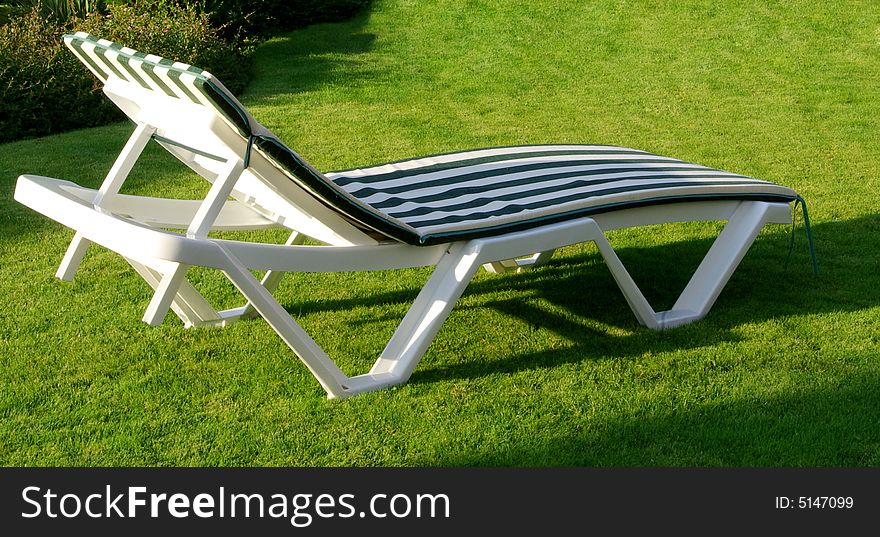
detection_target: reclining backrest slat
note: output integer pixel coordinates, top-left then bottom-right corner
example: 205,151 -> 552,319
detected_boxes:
65,33 -> 255,139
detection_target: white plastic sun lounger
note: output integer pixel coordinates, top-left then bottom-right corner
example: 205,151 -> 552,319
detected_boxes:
14,33 -> 815,398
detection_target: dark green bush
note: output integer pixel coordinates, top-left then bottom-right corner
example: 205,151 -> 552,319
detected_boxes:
26,0 -> 105,19
0,0 -> 371,143
0,1 -> 105,25
0,8 -> 118,143
0,3 -> 251,143
76,3 -> 252,94
195,0 -> 372,40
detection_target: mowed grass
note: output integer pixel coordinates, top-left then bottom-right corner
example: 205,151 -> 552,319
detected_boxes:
1,0 -> 879,466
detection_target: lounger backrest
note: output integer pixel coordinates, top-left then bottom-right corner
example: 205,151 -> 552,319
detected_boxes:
65,33 -> 263,165
63,33 -> 422,245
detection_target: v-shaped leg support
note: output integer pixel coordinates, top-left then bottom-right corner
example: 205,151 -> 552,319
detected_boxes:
207,201 -> 790,398
216,241 -> 484,398
138,157 -> 245,326
126,230 -> 307,328
592,201 -> 791,329
125,258 -> 222,327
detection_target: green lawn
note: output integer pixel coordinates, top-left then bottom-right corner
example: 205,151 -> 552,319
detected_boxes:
1,0 -> 878,466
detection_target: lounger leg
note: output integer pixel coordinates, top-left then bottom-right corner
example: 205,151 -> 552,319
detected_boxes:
55,123 -> 156,281
215,243 -> 351,398
662,201 -> 783,328
213,240 -> 483,399
594,201 -> 786,329
136,158 -> 246,326
56,232 -> 92,281
235,231 -> 306,320
126,258 -> 223,328
211,231 -> 307,323
142,264 -> 190,326
362,242 -> 483,386
591,233 -> 661,328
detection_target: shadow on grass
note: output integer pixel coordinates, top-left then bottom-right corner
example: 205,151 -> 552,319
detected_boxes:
422,369 -> 880,466
243,12 -> 378,103
274,215 -> 879,384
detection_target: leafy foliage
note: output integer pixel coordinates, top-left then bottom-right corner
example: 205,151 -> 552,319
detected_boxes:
0,3 -> 250,142
1,0 -> 105,22
0,8 -> 117,143
192,0 -> 373,40
0,0 -> 372,142
76,3 -> 252,93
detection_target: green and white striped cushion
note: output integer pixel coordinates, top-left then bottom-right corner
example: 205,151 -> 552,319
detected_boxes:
64,33 -> 798,246
325,145 -> 798,244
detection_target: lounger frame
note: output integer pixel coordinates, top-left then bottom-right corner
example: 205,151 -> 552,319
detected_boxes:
14,34 -> 797,398
15,128 -> 790,398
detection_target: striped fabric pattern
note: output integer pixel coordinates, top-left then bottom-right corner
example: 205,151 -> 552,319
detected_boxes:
326,145 -> 798,243
64,33 -> 798,246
